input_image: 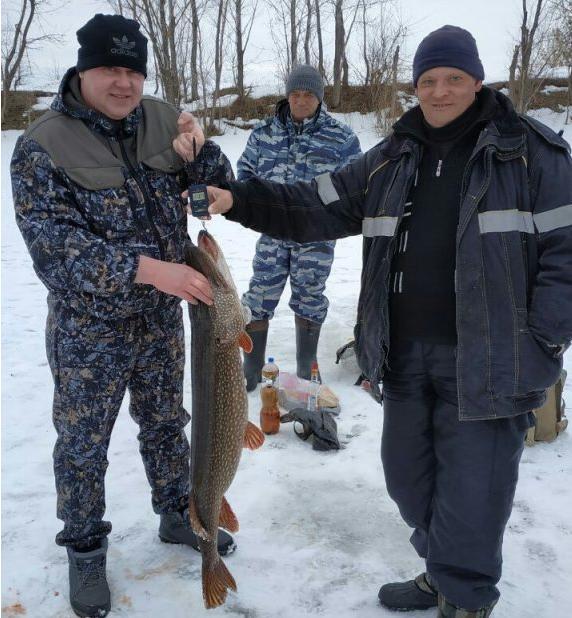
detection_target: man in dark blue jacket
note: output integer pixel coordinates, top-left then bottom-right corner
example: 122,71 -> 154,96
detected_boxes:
206,26 -> 572,618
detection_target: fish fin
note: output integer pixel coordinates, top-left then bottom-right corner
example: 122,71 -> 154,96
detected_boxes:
244,421 -> 265,450
237,331 -> 253,353
219,496 -> 239,533
202,556 -> 237,609
188,493 -> 211,541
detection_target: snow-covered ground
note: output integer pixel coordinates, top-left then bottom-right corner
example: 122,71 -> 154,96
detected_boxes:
2,108 -> 572,618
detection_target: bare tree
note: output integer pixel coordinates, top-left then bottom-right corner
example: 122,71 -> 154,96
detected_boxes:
330,0 -> 363,108
358,0 -> 405,133
110,0 -> 199,105
189,0 -> 200,100
290,0 -> 298,66
208,0 -> 230,126
2,0 -> 62,124
232,0 -> 258,96
266,0 -> 308,78
508,0 -> 557,113
331,0 -> 344,107
549,0 -> 571,122
304,0 -> 313,64
314,0 -> 325,77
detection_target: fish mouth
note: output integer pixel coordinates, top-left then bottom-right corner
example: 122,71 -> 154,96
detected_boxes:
198,230 -> 220,261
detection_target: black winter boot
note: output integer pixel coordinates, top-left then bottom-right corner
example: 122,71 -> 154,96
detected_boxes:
242,319 -> 269,392
438,594 -> 497,617
67,539 -> 111,618
378,572 -> 438,611
295,316 -> 322,380
159,510 -> 237,556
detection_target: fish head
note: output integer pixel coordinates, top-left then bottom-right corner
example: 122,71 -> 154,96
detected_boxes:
197,231 -> 249,346
198,230 -> 235,290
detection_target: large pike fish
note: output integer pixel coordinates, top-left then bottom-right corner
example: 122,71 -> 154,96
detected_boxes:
184,230 -> 265,609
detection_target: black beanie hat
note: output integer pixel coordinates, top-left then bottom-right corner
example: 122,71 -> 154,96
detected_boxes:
413,25 -> 484,86
76,14 -> 148,77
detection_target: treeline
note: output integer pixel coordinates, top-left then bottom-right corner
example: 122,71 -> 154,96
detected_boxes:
2,0 -> 571,128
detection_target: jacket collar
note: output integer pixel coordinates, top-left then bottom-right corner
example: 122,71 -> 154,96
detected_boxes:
51,67 -> 142,138
392,87 -> 526,158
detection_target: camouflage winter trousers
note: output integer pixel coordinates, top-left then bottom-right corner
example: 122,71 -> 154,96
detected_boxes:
46,298 -> 190,548
242,234 -> 335,323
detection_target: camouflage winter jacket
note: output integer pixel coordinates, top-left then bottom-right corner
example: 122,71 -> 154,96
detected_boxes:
237,99 -> 361,184
11,68 -> 232,321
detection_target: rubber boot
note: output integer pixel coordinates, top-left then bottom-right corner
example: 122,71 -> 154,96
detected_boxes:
438,594 -> 497,618
67,539 -> 111,618
295,316 -> 322,380
242,319 -> 269,392
378,572 -> 438,611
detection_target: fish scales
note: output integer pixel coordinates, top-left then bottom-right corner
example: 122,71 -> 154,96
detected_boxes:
185,231 -> 264,609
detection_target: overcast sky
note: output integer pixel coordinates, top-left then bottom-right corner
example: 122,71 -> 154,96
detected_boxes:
4,0 -> 523,91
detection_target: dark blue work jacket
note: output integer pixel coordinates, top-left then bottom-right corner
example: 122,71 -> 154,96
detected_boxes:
226,89 -> 572,419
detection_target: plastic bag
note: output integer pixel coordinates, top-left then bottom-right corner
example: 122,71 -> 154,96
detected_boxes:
277,371 -> 341,415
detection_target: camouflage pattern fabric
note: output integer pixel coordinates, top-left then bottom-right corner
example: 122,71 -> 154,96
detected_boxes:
238,100 -> 361,323
11,69 -> 233,321
48,301 -> 189,548
438,595 -> 497,618
10,68 -> 234,548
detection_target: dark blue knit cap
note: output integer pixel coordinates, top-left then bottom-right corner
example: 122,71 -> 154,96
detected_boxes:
413,25 -> 484,86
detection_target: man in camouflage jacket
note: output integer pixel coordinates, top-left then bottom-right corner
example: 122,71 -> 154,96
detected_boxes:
10,13 -> 233,618
238,64 -> 361,390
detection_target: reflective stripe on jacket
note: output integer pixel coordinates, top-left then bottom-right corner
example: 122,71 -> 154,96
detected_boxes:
226,89 -> 572,419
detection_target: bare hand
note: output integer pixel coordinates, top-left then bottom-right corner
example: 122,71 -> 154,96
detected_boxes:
135,256 -> 213,305
173,111 -> 205,162
207,186 -> 234,215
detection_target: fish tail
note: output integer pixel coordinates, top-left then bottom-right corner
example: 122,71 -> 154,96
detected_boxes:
188,492 -> 211,541
202,553 -> 237,609
244,421 -> 265,450
219,495 -> 239,533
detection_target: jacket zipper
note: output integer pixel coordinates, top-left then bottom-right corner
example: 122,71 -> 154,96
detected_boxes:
376,154 -> 417,381
118,135 -> 166,262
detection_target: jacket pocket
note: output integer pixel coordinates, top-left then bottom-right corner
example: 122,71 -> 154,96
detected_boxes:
516,309 -> 562,393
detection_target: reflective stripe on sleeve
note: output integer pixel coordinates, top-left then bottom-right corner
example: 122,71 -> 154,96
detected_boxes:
362,216 -> 399,237
533,204 -> 572,233
315,173 -> 340,205
478,209 -> 535,234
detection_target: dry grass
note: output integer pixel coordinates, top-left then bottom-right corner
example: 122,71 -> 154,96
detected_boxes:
1,90 -> 52,130
1,79 -> 568,130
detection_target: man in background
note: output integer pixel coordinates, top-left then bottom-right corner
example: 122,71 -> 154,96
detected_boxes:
238,64 -> 361,390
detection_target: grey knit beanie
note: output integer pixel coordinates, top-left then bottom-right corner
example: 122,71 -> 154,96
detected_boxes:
286,65 -> 324,102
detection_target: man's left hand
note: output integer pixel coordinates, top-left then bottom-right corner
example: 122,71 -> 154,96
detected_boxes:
173,111 -> 205,162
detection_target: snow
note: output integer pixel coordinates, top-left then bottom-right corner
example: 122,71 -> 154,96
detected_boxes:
2,108 -> 572,618
542,86 -> 568,94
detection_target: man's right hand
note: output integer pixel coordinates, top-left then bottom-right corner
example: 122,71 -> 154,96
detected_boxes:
135,256 -> 213,305
207,186 -> 234,215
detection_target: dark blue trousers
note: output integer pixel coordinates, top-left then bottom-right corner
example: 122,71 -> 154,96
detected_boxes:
381,340 -> 532,610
